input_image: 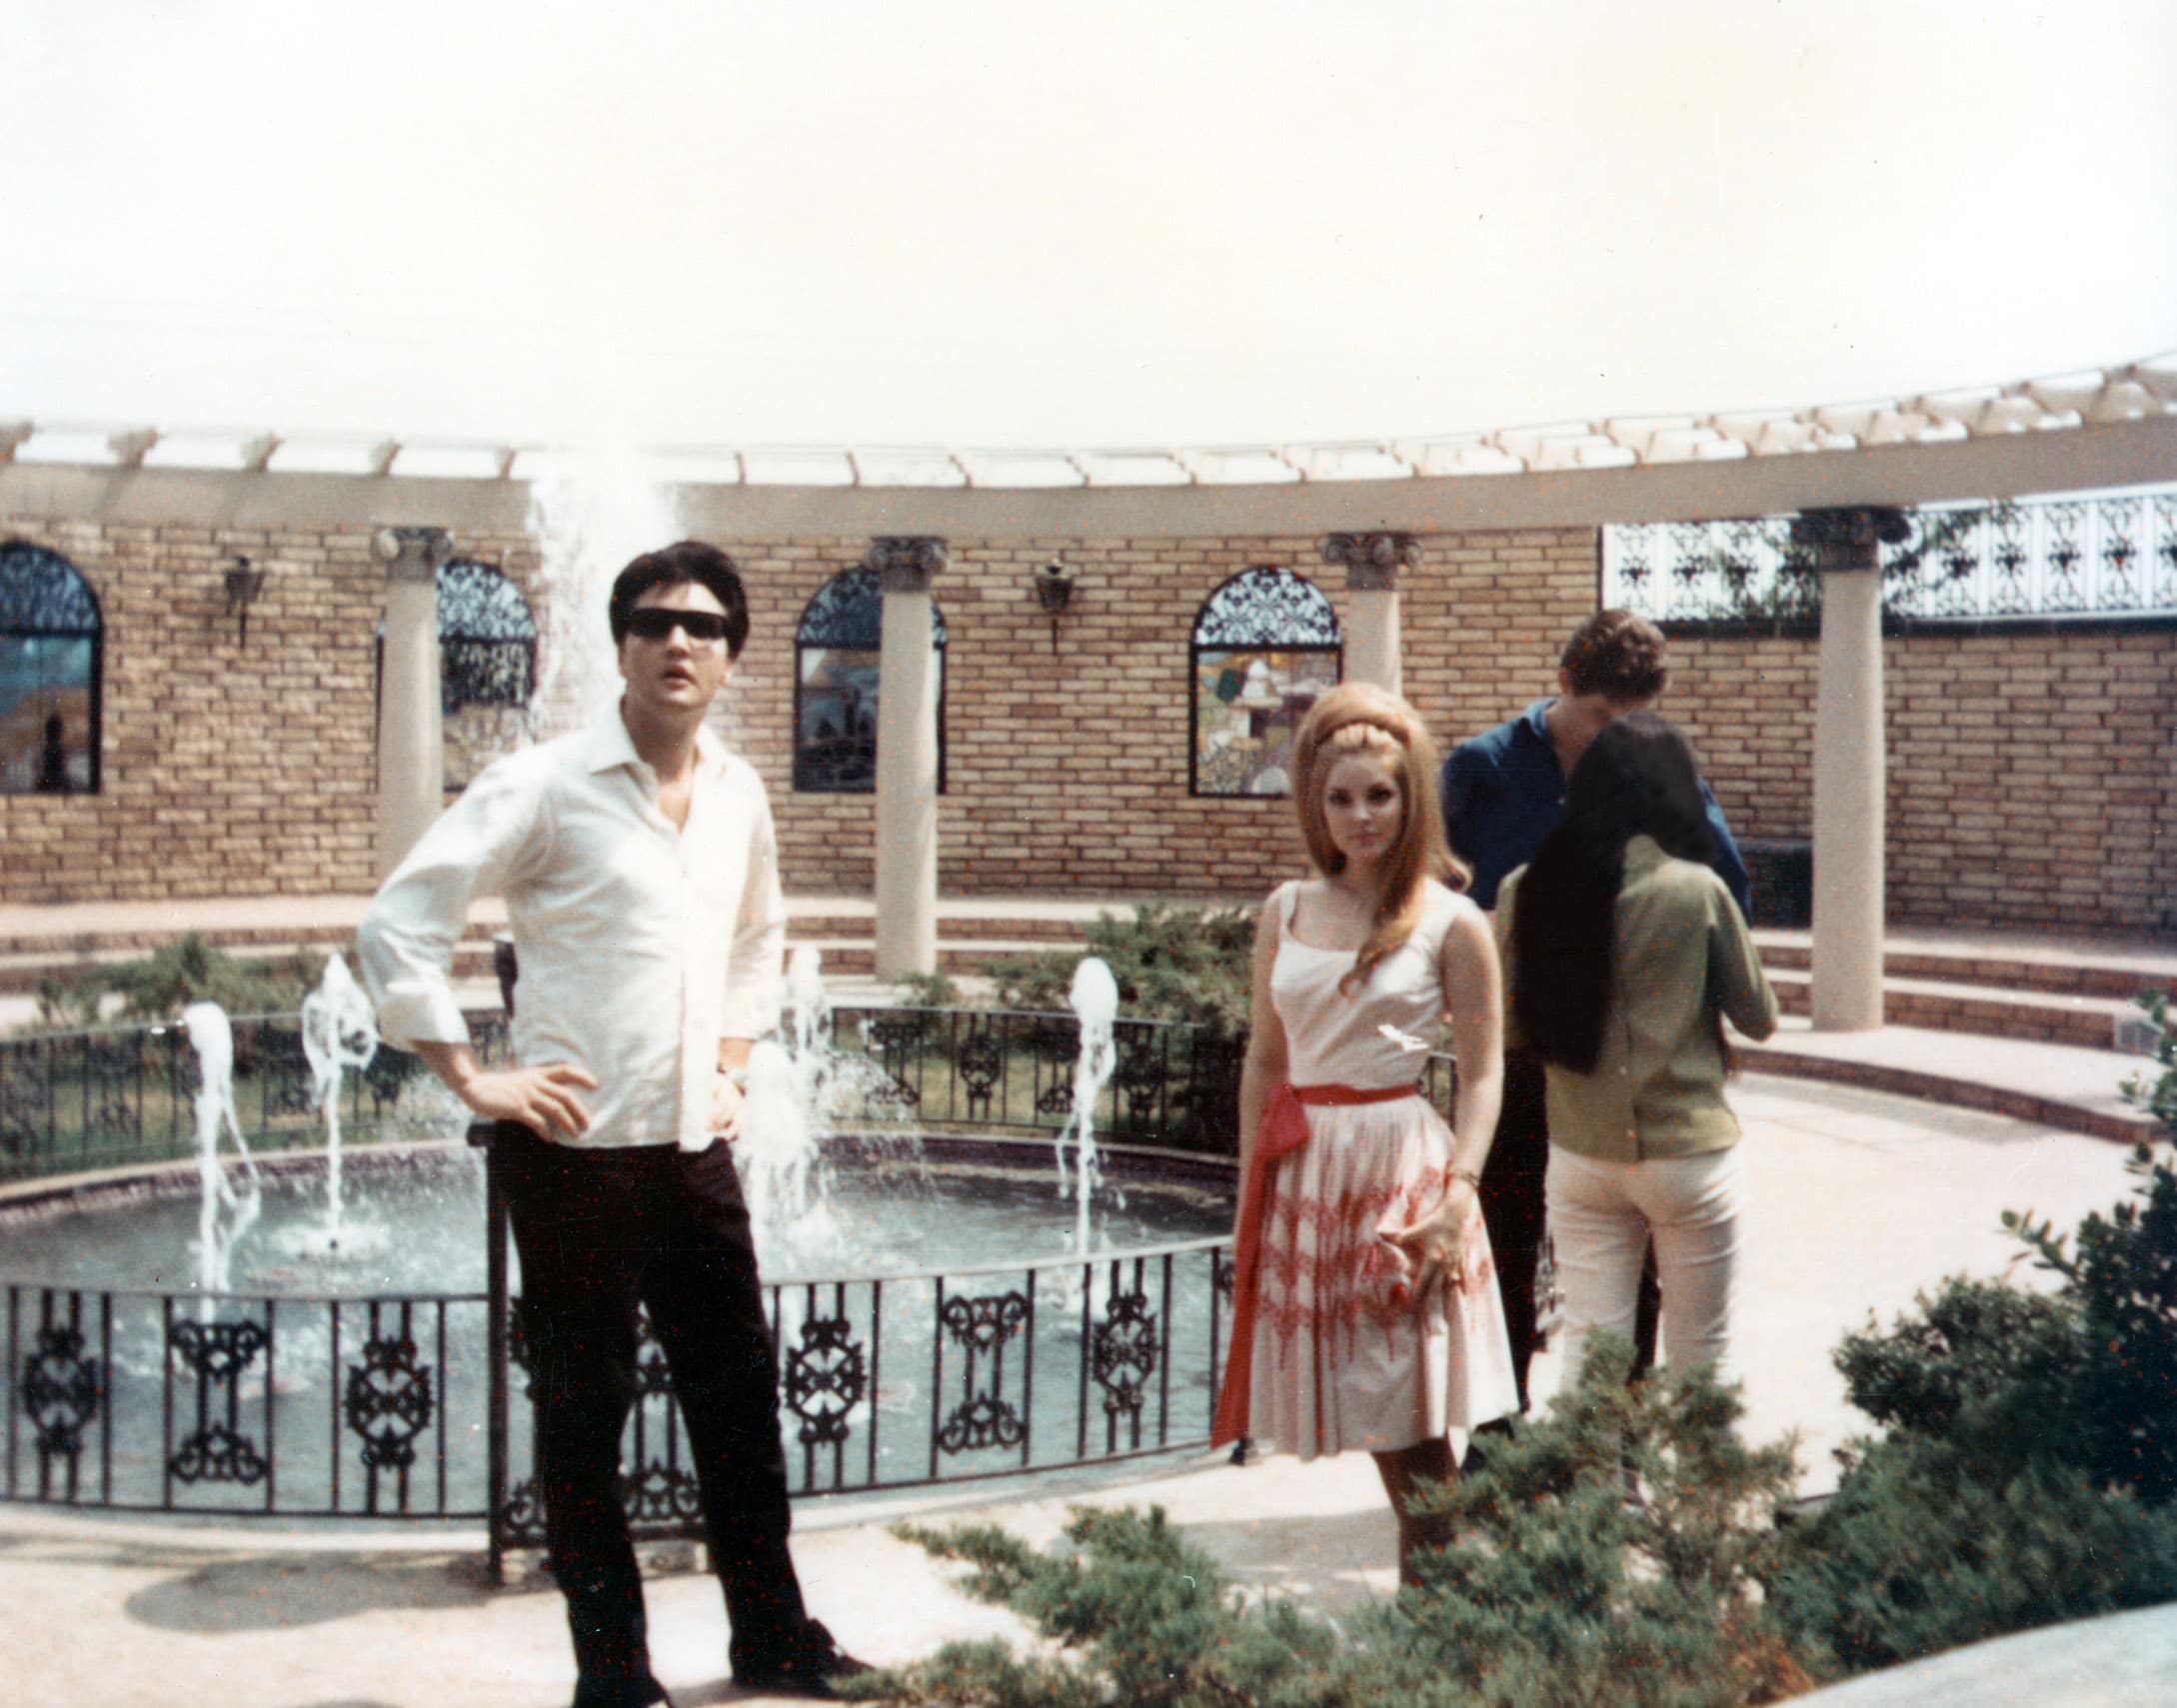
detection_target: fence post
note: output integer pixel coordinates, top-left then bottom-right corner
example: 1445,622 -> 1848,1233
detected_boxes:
474,1118 -> 510,1587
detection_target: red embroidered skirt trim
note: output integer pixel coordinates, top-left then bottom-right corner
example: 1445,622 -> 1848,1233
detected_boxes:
1211,1079 -> 1421,1446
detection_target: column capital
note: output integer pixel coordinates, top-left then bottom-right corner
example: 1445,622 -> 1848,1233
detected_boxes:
1318,531 -> 1421,592
865,536 -> 949,594
372,526 -> 454,585
1788,507 -> 1910,572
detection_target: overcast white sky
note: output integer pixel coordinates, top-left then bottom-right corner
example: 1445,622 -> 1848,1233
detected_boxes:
4,0 -> 2175,451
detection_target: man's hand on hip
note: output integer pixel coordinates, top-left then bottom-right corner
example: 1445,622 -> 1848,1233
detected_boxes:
460,1063 -> 599,1141
709,1072 -> 746,1143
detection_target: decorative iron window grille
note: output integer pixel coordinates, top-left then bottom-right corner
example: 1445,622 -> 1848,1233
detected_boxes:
1602,485 -> 2177,625
1189,567 -> 1341,798
0,541 -> 102,797
373,559 -> 539,793
792,567 -> 948,795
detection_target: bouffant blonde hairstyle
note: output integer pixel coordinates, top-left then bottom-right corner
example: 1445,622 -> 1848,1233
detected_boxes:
1289,684 -> 1468,993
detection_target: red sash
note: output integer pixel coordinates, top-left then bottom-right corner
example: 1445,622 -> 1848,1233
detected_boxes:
1211,1079 -> 1421,1446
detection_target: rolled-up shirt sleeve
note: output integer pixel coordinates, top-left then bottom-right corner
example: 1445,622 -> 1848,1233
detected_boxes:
718,782 -> 787,1040
357,757 -> 546,1050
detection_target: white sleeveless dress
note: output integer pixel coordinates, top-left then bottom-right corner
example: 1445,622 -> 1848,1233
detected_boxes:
1243,878 -> 1520,1459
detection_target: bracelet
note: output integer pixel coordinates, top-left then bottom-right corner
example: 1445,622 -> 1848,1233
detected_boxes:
717,1065 -> 750,1092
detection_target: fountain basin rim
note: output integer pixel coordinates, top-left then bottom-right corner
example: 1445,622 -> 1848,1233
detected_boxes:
0,1129 -> 1238,1300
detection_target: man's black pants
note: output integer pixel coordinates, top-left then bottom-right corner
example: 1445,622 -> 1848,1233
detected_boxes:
1478,1053 -> 1659,1414
497,1124 -> 810,1700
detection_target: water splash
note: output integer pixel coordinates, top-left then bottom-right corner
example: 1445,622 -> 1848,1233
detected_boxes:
524,450 -> 731,745
290,954 -> 387,1260
182,1001 -> 263,1310
737,1037 -> 827,1240
1058,956 -> 1120,1252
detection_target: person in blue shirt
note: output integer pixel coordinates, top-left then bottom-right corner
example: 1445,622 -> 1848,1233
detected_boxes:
1440,610 -> 1750,1430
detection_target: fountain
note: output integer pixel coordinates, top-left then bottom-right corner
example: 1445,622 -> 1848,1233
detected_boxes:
181,1000 -> 263,1307
1057,956 -> 1120,1251
290,953 -> 385,1258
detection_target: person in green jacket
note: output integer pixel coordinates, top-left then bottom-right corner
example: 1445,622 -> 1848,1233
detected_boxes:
1494,712 -> 1779,1387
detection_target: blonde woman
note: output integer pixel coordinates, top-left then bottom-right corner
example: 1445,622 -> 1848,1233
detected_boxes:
1214,684 -> 1517,1584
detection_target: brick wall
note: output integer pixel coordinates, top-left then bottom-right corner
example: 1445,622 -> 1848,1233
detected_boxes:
4,503 -> 2169,936
0,516 -> 537,904
1666,626 -> 2177,933
731,527 -> 1598,899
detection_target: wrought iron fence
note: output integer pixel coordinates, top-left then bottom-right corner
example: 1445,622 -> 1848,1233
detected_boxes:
1,1005 -> 1462,1570
0,1010 -> 509,1183
1603,487 -> 2177,624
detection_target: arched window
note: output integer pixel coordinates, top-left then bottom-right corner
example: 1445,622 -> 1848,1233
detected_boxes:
0,541 -> 101,796
1189,566 -> 1340,797
374,558 -> 538,793
793,567 -> 948,794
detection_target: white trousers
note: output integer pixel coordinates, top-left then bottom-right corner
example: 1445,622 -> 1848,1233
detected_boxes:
1545,1143 -> 1746,1389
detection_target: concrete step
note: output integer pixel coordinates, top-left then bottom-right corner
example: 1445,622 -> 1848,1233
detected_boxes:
1766,967 -> 2146,1054
1753,927 -> 2177,1002
1740,1016 -> 2161,1146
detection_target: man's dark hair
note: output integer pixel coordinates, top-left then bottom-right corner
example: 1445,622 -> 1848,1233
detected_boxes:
609,541 -> 751,658
1559,608 -> 1669,702
1509,712 -> 1717,1073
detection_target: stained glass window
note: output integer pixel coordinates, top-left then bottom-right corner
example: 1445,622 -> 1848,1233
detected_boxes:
1189,567 -> 1340,798
793,567 -> 948,794
0,542 -> 101,796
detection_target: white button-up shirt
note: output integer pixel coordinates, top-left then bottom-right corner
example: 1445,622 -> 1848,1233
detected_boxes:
357,708 -> 787,1150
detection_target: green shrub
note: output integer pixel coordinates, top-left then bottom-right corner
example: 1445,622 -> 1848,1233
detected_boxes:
866,1343 -> 1814,1708
985,902 -> 1256,1039
2006,1139 -> 2177,1506
20,934 -> 316,1032
1766,1138 -> 2177,1675
1764,1439 -> 2177,1678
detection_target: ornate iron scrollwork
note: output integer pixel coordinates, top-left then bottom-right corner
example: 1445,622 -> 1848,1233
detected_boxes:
438,559 -> 537,713
0,541 -> 100,633
0,1040 -> 55,1161
23,1317 -> 101,1460
83,1032 -> 142,1142
345,1318 -> 435,1474
795,567 -> 949,650
861,1014 -> 924,1109
1190,567 -> 1339,649
1090,1272 -> 1160,1424
784,1310 -> 868,1449
936,1291 -> 1029,1455
169,1317 -> 271,1485
622,1461 -> 704,1525
955,1023 -> 1005,1121
249,1024 -> 318,1118
1111,1026 -> 1166,1131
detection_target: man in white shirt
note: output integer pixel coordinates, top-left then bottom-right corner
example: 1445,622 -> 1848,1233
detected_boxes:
359,542 -> 865,1708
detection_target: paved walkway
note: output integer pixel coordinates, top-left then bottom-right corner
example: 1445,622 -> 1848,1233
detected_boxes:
4,1068 -> 2168,1706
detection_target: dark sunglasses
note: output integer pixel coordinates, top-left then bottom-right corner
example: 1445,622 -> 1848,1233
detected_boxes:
625,608 -> 731,644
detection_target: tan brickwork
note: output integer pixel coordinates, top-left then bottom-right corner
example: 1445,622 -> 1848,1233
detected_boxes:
1667,627 -> 2177,933
0,516 -> 538,903
3,507 -> 2170,934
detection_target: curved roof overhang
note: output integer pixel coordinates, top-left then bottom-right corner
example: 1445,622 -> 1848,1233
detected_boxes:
3,356 -> 2172,541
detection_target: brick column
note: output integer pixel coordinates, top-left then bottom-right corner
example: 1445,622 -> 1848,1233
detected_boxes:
374,526 -> 452,879
1792,507 -> 1907,1031
869,537 -> 946,977
1320,532 -> 1418,694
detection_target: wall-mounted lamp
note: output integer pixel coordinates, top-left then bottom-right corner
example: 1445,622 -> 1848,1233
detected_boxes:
1033,560 -> 1077,653
223,555 -> 267,646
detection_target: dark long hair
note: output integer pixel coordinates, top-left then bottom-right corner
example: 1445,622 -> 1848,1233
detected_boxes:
1510,712 -> 1716,1072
